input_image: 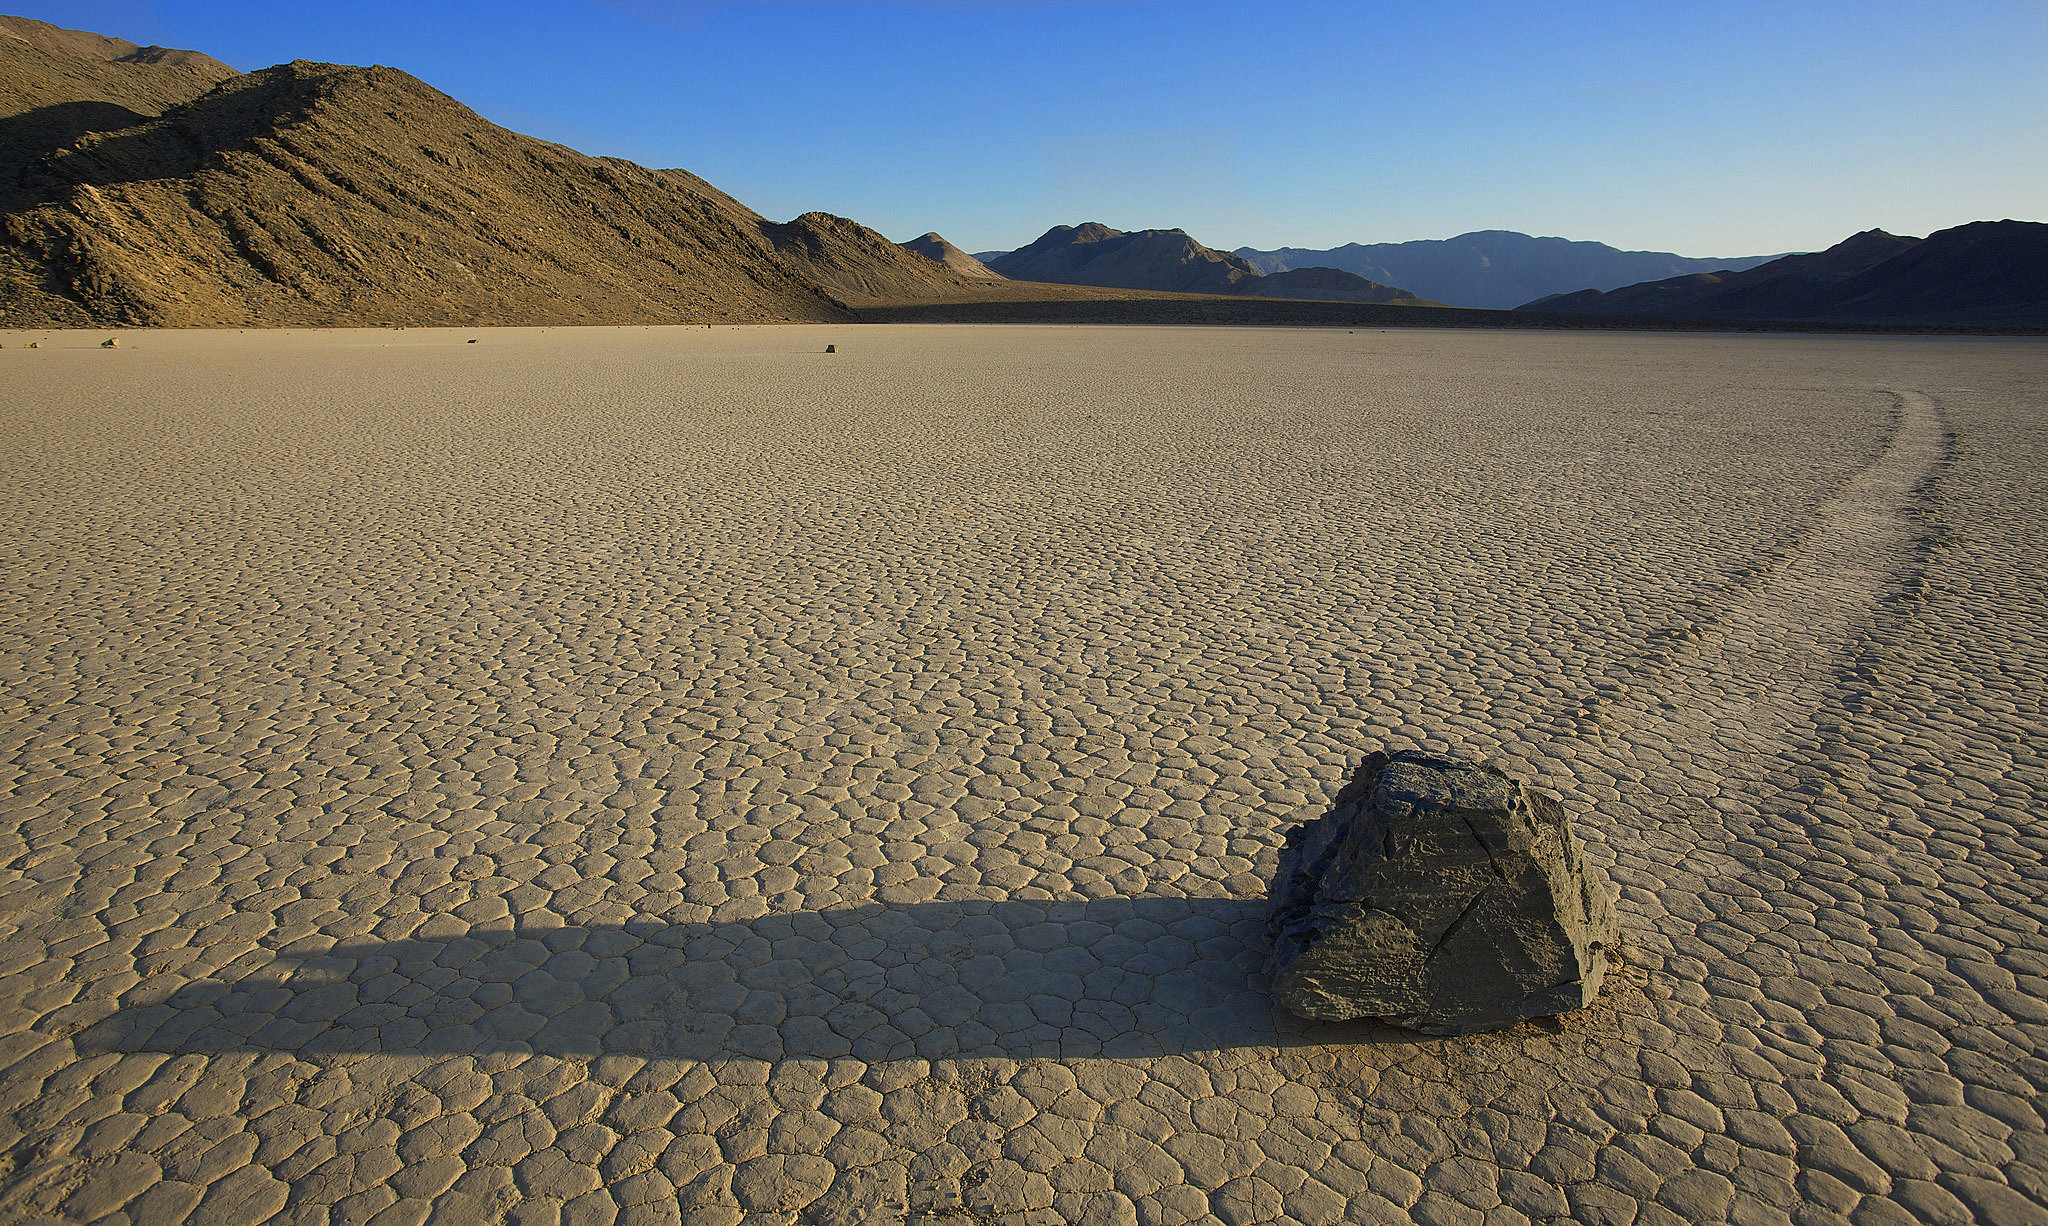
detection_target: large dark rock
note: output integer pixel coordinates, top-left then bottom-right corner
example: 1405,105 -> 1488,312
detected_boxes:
1266,750 -> 1617,1034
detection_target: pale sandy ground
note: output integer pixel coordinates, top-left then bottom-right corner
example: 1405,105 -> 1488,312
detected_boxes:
0,324 -> 2043,1226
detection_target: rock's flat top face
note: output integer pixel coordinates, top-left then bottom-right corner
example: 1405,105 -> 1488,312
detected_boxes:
1374,756 -> 1516,815
0,326 -> 2042,1225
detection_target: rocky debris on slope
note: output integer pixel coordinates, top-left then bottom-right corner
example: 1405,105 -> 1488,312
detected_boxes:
899,232 -> 1003,278
1267,749 -> 1617,1034
0,37 -> 973,326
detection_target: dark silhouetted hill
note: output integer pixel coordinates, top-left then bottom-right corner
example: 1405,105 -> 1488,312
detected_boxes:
1519,223 -> 2046,326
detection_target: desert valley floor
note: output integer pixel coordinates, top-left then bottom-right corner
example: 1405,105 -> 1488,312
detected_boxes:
0,324 -> 2043,1226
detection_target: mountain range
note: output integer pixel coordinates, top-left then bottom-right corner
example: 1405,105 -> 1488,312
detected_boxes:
1,14 -> 2039,331
1519,223 -> 2048,327
966,227 -> 1790,311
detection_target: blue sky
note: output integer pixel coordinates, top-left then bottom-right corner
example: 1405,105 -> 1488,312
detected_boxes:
19,1 -> 2047,256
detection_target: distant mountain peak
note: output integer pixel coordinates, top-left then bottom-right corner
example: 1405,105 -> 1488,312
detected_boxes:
989,222 -> 1261,294
899,232 -> 1003,279
1835,228 -> 1909,251
1065,222 -> 1122,243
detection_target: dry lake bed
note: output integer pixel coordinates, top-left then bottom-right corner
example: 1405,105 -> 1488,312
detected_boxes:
0,324 -> 2043,1225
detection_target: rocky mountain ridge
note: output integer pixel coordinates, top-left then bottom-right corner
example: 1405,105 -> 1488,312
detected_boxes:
0,21 -> 972,326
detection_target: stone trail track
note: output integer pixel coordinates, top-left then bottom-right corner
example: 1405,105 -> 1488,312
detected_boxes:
0,326 -> 2042,1226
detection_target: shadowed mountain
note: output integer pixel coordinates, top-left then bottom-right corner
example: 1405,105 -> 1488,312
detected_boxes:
899,231 -> 1002,278
1519,229 -> 1916,318
1232,265 -> 1438,306
0,26 -> 974,326
0,13 -> 236,172
987,223 -> 1263,294
1520,223 -> 2047,327
1817,221 -> 2048,325
1236,231 -> 1785,309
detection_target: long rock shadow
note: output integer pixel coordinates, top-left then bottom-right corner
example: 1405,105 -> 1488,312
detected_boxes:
76,897 -> 1408,1061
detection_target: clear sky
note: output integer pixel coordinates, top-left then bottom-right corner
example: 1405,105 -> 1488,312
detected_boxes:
18,1 -> 2048,256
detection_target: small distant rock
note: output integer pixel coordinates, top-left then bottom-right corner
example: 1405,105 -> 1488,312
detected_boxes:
825,344 -> 836,353
467,338 -> 477,344
100,337 -> 118,348
1266,749 -> 1617,1034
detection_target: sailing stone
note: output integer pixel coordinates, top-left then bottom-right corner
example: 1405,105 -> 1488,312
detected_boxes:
1266,750 -> 1618,1035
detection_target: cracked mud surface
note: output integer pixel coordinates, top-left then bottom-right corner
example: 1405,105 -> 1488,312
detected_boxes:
0,325 -> 2043,1224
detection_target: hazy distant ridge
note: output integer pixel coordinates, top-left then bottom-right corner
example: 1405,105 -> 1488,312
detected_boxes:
1232,231 -> 1785,309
